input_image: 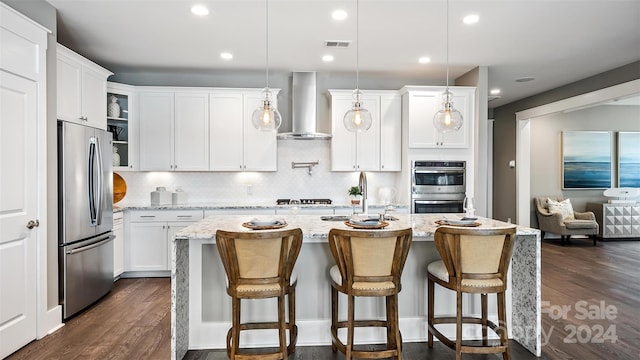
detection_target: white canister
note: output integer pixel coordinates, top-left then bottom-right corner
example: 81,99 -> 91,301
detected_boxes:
172,187 -> 187,205
150,187 -> 171,205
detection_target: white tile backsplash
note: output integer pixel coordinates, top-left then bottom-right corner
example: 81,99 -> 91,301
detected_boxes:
116,140 -> 402,206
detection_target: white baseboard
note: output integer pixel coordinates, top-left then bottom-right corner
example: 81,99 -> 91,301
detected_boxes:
38,305 -> 63,339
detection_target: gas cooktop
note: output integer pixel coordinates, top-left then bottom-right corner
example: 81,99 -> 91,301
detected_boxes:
276,198 -> 333,205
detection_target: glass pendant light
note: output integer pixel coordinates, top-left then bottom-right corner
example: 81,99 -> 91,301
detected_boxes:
252,0 -> 282,131
433,0 -> 463,133
343,0 -> 372,132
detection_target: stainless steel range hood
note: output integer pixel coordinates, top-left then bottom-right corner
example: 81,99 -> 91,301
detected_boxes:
277,72 -> 332,140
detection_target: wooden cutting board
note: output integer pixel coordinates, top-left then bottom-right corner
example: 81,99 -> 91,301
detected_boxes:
113,172 -> 127,204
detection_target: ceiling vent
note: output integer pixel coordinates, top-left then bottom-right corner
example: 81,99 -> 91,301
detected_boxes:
325,40 -> 351,48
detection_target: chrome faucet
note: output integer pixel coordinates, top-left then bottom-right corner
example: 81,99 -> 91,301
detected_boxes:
358,171 -> 368,214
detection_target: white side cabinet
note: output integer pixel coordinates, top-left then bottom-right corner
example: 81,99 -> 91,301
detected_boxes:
209,90 -> 279,171
56,44 -> 112,129
138,89 -> 209,171
113,212 -> 124,278
107,82 -> 136,171
125,210 -> 204,276
329,90 -> 401,172
401,86 -> 475,148
587,202 -> 640,239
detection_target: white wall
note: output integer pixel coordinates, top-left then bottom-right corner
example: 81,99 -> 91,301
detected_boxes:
115,140 -> 402,207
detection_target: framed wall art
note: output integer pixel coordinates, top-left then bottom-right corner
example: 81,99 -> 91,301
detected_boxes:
617,131 -> 640,187
561,131 -> 612,189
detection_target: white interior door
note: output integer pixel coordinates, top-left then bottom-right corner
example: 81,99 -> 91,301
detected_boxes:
0,70 -> 38,358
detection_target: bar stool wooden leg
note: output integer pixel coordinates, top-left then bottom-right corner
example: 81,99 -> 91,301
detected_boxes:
498,291 -> 511,360
346,294 -> 355,360
278,294 -> 287,360
427,277 -> 435,348
287,284 -> 297,354
230,297 -> 241,359
388,294 -> 402,359
331,286 -> 338,352
456,289 -> 463,360
481,293 -> 488,345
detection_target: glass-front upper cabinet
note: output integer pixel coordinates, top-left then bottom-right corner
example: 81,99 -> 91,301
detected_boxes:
107,82 -> 136,171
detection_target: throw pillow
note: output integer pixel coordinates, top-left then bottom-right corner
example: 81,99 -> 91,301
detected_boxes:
547,198 -> 575,221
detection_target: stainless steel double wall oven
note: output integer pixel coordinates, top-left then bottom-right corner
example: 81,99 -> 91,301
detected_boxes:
411,161 -> 466,213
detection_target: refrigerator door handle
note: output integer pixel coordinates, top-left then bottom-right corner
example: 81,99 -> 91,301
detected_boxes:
95,136 -> 104,226
88,137 -> 97,225
65,234 -> 114,255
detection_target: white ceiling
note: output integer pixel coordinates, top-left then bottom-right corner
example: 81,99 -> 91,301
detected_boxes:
46,0 -> 640,108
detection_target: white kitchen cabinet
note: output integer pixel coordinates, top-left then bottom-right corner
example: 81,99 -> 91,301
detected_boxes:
138,90 -> 209,171
107,82 -> 136,171
125,210 -> 204,276
113,212 -> 124,278
329,90 -> 400,172
209,90 -> 279,171
401,86 -> 475,148
56,44 -> 112,129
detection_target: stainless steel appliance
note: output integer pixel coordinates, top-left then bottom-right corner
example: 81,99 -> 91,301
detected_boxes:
411,161 -> 466,214
58,120 -> 114,320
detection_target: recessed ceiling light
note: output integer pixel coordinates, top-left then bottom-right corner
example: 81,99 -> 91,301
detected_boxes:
332,9 -> 348,21
516,77 -> 535,82
220,52 -> 233,60
191,5 -> 210,16
322,55 -> 335,62
463,14 -> 479,24
490,89 -> 501,95
418,57 -> 431,64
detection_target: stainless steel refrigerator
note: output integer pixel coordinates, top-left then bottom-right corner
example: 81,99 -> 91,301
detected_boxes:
58,120 -> 114,320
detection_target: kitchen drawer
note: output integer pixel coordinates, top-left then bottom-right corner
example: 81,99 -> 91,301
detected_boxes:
129,210 -> 204,222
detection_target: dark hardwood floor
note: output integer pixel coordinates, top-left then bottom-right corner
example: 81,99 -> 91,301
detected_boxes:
7,239 -> 639,360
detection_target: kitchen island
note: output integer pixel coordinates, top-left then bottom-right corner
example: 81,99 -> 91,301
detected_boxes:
171,214 -> 541,360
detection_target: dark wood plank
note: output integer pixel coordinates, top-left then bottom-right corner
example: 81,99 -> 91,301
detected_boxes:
7,239 -> 640,360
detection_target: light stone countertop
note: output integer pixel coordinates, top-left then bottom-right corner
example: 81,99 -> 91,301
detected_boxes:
175,213 -> 537,243
113,202 -> 408,211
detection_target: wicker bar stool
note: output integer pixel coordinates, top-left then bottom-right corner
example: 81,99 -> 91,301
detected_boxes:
427,225 -> 517,360
328,227 -> 413,360
216,228 -> 303,360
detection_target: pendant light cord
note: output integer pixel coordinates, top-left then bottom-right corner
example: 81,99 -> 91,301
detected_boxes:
445,0 -> 449,90
356,0 -> 360,91
265,0 -> 270,90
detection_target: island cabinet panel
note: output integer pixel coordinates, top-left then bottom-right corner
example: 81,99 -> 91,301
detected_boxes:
329,90 -> 400,172
125,210 -> 204,277
138,90 -> 209,171
56,44 -> 112,130
209,90 -> 278,171
402,86 -> 474,148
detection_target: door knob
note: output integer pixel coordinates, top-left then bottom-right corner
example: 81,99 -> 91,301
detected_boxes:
26,220 -> 40,229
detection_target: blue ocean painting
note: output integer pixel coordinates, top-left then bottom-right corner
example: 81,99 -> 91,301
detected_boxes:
618,132 -> 640,188
562,131 -> 612,189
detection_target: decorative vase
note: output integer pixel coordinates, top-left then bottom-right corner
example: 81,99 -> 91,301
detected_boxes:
112,146 -> 120,166
107,95 -> 121,118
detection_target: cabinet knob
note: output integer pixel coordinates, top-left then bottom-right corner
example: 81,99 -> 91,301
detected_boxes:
174,164 -> 178,169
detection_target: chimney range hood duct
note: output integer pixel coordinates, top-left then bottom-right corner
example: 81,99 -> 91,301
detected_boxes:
277,72 -> 332,140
